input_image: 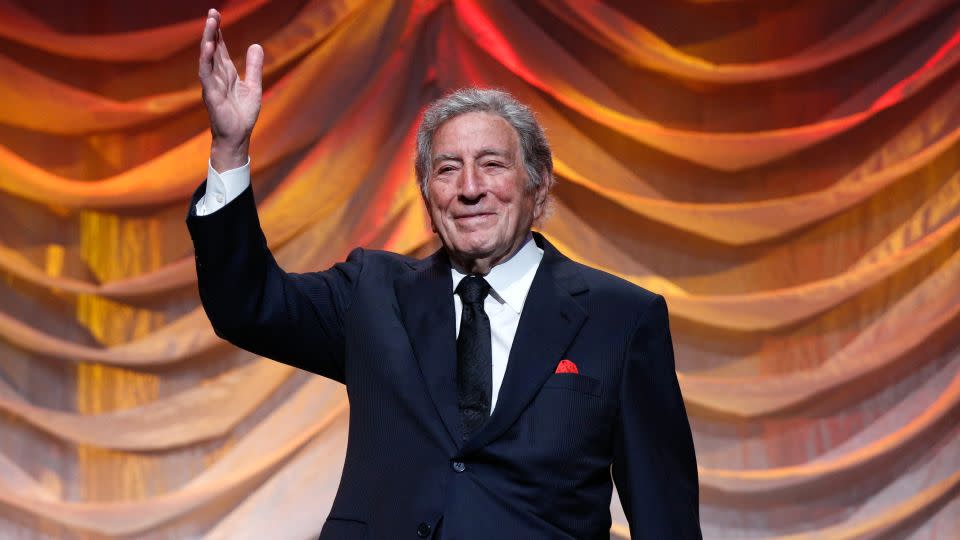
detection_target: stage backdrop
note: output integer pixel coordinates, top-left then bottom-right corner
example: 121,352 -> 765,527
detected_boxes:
0,0 -> 958,538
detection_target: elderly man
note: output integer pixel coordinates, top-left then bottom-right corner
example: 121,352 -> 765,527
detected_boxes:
188,9 -> 701,540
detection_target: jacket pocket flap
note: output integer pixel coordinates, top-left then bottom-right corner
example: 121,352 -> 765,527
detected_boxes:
542,373 -> 602,397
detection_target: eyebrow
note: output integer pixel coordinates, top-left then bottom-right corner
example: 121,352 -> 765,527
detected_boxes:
432,148 -> 511,165
432,153 -> 461,165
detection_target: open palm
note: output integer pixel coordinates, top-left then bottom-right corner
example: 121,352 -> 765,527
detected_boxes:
199,9 -> 262,159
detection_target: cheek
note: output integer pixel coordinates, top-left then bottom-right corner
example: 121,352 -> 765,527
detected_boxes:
426,187 -> 453,217
489,181 -> 520,206
493,188 -> 531,220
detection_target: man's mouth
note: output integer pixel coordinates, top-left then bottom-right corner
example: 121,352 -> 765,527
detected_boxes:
454,211 -> 494,219
453,212 -> 495,226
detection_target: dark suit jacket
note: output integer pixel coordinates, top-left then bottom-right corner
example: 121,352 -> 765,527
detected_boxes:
187,183 -> 701,539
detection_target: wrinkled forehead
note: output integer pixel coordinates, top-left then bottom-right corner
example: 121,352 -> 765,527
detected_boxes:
431,111 -> 522,158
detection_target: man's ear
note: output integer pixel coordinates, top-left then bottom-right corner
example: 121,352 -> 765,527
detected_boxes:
532,173 -> 551,221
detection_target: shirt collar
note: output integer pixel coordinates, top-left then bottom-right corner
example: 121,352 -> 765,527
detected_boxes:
450,236 -> 544,314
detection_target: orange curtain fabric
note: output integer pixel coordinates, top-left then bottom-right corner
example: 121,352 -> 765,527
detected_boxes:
0,1 -> 957,538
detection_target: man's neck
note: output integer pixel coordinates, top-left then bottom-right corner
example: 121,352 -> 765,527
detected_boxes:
448,232 -> 535,275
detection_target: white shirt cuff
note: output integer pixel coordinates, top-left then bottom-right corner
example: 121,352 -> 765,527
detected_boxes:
195,157 -> 251,216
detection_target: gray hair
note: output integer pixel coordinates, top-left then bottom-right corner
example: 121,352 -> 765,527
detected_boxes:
415,88 -> 554,200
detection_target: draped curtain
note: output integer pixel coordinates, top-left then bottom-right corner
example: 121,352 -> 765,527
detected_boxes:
0,0 -> 957,537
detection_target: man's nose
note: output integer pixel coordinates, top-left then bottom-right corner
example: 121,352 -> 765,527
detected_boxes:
458,165 -> 484,201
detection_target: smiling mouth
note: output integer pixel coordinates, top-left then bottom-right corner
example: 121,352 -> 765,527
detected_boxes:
453,213 -> 495,227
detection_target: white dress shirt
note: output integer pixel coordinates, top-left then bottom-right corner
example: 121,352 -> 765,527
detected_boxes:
451,239 -> 542,412
197,160 -> 545,412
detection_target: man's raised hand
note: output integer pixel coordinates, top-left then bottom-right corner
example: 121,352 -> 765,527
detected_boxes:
199,9 -> 263,172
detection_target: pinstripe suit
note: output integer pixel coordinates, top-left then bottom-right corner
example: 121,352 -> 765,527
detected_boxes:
187,182 -> 702,539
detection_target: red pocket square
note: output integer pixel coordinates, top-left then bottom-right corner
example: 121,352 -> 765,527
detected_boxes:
555,359 -> 578,374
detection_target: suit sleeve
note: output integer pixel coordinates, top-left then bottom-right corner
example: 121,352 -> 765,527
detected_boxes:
186,181 -> 361,383
612,294 -> 702,539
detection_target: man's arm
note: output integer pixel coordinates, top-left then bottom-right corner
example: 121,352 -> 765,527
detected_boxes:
612,294 -> 702,539
188,9 -> 360,382
187,181 -> 361,382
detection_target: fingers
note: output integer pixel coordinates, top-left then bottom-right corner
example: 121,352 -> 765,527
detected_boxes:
244,44 -> 264,90
198,12 -> 218,79
201,9 -> 219,46
215,26 -> 238,82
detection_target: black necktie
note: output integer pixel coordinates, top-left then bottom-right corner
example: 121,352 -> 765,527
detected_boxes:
455,275 -> 492,442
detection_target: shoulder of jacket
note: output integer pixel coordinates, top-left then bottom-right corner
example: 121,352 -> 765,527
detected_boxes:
571,261 -> 659,302
344,247 -> 420,272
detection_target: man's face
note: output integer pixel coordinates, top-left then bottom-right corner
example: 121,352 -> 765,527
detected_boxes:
425,112 -> 547,272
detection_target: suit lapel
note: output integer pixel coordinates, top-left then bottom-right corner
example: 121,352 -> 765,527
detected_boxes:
462,234 -> 588,455
394,250 -> 462,447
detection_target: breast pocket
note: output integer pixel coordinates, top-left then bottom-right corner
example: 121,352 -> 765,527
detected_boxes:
524,374 -> 610,462
541,373 -> 602,397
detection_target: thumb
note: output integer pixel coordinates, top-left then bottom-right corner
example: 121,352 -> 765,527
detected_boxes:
244,44 -> 264,90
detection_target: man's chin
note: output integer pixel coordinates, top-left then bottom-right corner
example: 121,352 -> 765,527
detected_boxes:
444,238 -> 499,262
450,246 -> 495,260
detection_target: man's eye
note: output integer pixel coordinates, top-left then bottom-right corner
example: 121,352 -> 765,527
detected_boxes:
437,166 -> 454,174
484,162 -> 504,168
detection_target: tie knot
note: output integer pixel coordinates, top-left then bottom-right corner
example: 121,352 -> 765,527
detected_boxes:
456,275 -> 491,304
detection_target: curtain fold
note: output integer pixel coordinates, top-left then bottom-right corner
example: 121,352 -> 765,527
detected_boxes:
0,0 -> 271,61
0,358 -> 293,450
0,378 -> 347,536
0,0 -> 365,134
452,0 -> 960,170
541,0 -> 954,83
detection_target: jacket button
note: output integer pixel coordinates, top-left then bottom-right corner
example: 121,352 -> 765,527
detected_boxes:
452,461 -> 466,472
417,522 -> 431,537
